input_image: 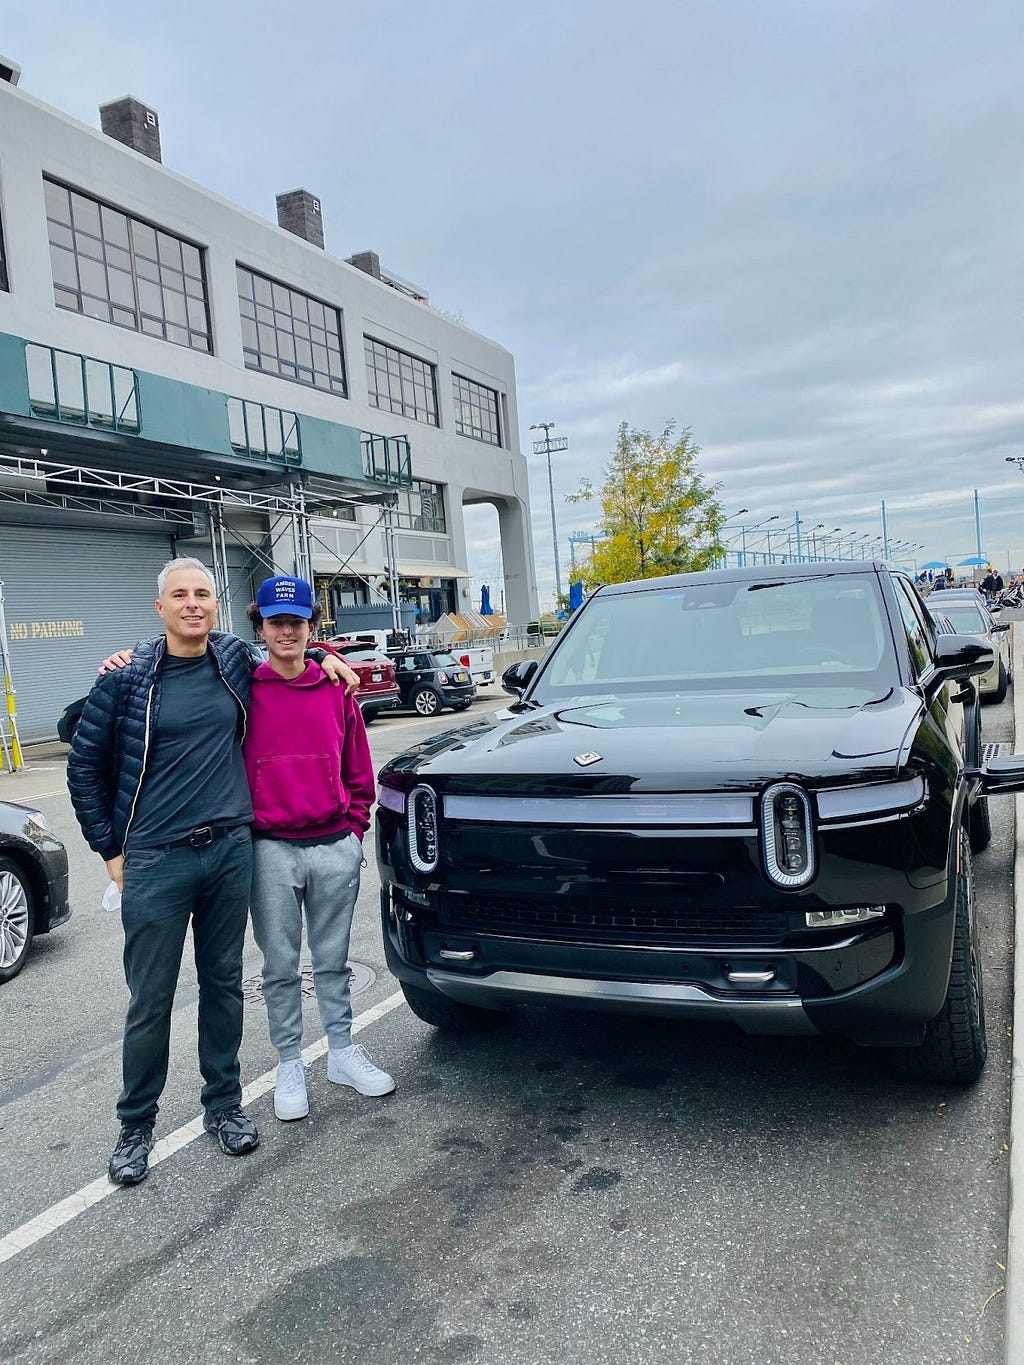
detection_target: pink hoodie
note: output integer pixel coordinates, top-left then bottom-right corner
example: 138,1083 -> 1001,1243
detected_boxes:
244,660 -> 375,841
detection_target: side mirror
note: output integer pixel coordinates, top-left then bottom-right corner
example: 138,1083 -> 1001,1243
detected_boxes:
933,632 -> 994,682
502,659 -> 539,697
992,621 -> 1010,634
981,754 -> 1024,796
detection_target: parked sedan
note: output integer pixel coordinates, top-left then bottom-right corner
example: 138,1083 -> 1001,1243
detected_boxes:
324,639 -> 403,722
0,800 -> 71,983
377,560 -> 1024,1083
931,596 -> 1011,703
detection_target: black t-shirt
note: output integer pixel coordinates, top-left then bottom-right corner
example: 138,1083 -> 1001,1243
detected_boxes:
126,652 -> 252,850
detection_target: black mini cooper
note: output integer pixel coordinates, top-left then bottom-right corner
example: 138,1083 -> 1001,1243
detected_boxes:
376,562 -> 1024,1082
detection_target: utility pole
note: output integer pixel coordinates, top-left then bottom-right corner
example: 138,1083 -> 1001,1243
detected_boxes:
530,422 -> 569,605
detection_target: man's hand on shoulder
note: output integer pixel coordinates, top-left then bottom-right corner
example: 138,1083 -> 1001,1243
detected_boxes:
99,649 -> 134,675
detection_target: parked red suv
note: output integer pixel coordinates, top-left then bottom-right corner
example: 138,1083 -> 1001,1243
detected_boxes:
324,639 -> 402,723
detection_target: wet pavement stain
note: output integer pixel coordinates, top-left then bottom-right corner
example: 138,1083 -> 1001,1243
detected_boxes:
572,1167 -> 623,1194
437,1133 -> 488,1154
547,1123 -> 583,1142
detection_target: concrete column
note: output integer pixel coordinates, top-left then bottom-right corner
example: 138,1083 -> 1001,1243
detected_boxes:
496,495 -> 539,623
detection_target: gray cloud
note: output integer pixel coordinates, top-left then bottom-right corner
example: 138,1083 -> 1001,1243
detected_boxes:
7,0 -> 1023,603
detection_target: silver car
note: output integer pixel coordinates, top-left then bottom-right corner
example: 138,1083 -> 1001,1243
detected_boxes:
932,597 -> 1011,702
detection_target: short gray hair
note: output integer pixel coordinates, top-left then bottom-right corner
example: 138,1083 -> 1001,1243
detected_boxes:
157,557 -> 217,598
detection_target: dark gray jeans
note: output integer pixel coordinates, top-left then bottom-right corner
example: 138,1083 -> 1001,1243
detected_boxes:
118,826 -> 253,1127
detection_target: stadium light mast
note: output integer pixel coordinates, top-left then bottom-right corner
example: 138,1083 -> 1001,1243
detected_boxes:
530,422 -> 569,604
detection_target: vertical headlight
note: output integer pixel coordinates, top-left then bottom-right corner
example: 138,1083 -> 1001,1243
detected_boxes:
407,784 -> 439,873
761,782 -> 815,888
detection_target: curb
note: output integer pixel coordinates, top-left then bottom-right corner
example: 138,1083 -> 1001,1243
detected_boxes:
1006,620 -> 1023,1364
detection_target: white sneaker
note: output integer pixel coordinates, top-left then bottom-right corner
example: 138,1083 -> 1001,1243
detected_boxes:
327,1043 -> 396,1096
274,1059 -> 309,1121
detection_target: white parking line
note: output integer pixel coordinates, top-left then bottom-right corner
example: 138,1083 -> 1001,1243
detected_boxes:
0,987 -> 407,1266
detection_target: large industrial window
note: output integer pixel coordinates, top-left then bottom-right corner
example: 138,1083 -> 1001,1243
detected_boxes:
393,479 -> 446,533
364,336 -> 438,426
43,178 -> 211,352
452,373 -> 501,446
236,265 -> 347,395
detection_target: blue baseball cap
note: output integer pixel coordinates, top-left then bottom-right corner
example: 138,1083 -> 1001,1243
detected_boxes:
256,575 -> 314,619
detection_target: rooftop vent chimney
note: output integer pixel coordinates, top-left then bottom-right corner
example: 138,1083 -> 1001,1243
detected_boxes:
0,55 -> 21,86
99,96 -> 162,163
276,189 -> 324,249
347,251 -> 382,280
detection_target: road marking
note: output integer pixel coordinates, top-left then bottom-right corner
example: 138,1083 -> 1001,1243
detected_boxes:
0,987 -> 407,1266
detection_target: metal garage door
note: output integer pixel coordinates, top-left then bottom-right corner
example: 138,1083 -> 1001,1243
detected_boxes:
0,522 -> 175,742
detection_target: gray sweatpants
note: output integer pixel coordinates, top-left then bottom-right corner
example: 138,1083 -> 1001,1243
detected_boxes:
249,833 -> 363,1060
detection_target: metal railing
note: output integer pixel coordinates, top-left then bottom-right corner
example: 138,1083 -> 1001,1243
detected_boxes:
362,431 -> 413,487
26,342 -> 140,433
227,396 -> 301,464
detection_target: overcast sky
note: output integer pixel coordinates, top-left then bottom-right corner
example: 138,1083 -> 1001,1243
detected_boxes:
7,1 -> 1023,605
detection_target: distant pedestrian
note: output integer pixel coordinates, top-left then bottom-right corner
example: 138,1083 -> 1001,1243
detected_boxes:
245,576 -> 394,1122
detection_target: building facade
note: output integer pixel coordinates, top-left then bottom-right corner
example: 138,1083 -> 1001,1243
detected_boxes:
0,63 -> 537,741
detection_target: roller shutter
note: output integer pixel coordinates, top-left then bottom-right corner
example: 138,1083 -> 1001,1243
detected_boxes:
0,523 -> 175,741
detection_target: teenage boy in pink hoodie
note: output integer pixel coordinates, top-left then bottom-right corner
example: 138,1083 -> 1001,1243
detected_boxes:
245,575 -> 394,1120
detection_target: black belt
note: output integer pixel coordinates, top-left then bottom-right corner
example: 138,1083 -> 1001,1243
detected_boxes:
164,823 -> 249,851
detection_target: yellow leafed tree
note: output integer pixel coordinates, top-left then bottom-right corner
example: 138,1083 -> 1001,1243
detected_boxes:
569,422 -> 724,588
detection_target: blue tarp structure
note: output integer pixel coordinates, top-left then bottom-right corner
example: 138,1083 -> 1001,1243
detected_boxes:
480,584 -> 493,615
568,581 -> 585,612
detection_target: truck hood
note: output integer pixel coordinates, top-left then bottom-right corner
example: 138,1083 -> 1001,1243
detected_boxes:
381,686 -> 923,794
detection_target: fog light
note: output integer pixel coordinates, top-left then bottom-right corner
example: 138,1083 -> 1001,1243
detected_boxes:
805,906 -> 886,928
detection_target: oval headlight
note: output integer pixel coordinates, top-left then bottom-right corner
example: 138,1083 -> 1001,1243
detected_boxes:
407,784 -> 439,873
761,782 -> 815,888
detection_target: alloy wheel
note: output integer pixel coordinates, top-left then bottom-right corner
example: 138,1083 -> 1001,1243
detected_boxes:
414,689 -> 440,716
0,867 -> 30,971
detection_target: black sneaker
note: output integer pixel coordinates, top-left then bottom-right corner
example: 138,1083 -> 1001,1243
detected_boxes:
108,1123 -> 154,1186
203,1104 -> 259,1156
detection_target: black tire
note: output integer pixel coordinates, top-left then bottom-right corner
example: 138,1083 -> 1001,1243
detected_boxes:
451,701 -> 472,711
361,709 -> 377,725
412,687 -> 441,717
401,982 -> 511,1032
992,659 -> 1008,704
892,829 -> 987,1083
0,856 -> 35,984
969,793 -> 992,853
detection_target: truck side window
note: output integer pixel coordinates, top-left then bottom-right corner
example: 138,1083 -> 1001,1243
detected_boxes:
894,580 -> 933,677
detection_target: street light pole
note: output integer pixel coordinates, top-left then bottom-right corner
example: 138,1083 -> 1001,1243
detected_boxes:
530,422 -> 569,606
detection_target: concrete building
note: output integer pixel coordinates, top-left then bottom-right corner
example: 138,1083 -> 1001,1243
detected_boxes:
0,59 -> 537,742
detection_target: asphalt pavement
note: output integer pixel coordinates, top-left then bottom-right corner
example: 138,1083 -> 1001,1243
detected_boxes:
0,674 -> 1019,1365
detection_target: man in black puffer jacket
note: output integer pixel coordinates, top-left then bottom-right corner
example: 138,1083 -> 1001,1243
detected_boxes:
67,557 -> 354,1187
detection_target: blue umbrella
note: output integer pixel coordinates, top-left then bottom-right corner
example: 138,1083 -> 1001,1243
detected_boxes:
957,555 -> 989,567
920,560 -> 950,571
480,584 -> 493,615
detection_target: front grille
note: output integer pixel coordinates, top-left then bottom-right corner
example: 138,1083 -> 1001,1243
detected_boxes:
442,893 -> 788,946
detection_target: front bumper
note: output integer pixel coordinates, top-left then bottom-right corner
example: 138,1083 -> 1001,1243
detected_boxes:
31,839 -> 71,933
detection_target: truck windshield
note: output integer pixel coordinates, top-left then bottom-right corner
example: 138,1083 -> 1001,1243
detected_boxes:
533,573 -> 898,700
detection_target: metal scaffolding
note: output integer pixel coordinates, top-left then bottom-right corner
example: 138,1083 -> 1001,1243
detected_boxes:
0,448 -> 400,615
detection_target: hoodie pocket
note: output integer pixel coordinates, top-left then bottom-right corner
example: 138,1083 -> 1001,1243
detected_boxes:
252,753 -> 344,831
